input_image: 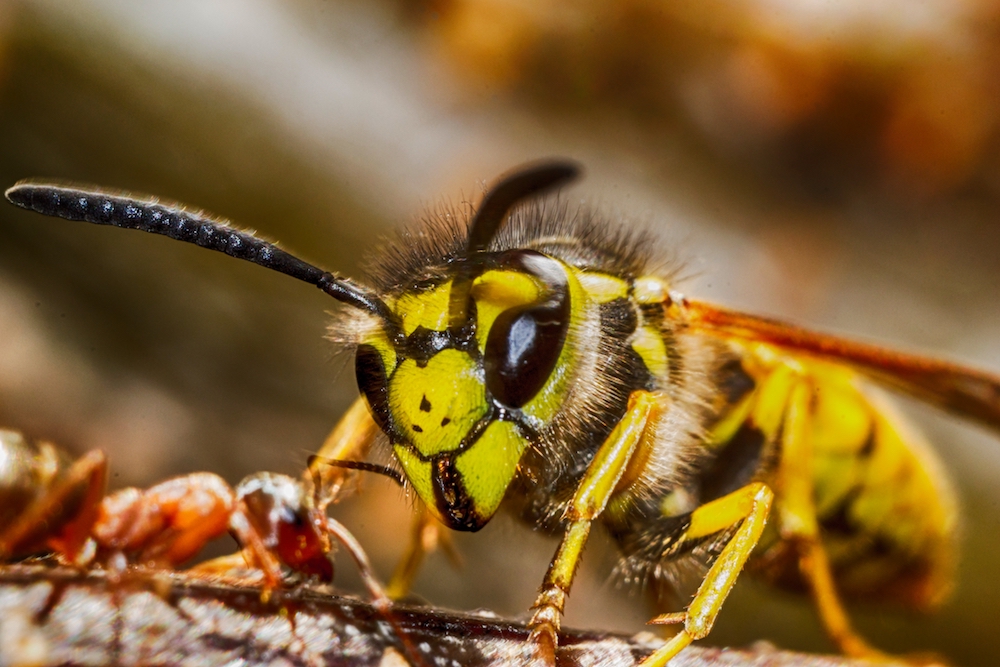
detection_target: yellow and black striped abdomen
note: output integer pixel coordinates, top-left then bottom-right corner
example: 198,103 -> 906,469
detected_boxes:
727,346 -> 958,609
808,369 -> 957,608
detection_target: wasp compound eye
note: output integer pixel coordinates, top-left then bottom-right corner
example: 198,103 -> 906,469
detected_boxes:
484,252 -> 570,408
355,344 -> 392,432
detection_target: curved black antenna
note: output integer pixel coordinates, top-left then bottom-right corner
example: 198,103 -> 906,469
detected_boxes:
449,160 -> 581,330
307,455 -> 405,487
465,159 -> 581,254
5,181 -> 399,332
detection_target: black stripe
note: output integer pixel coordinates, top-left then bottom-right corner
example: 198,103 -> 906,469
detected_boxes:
431,456 -> 486,531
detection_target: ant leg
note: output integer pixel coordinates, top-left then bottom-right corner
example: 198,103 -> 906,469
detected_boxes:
227,502 -> 285,590
319,515 -> 431,667
320,515 -> 391,612
189,552 -> 264,581
0,448 -> 107,563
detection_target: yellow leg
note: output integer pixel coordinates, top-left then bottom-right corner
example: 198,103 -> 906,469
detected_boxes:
641,482 -> 774,667
306,397 -> 381,511
527,390 -> 662,661
800,537 -> 889,658
775,379 -> 888,659
386,502 -> 462,600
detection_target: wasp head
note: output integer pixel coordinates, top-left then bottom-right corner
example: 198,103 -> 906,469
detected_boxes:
352,162 -> 580,531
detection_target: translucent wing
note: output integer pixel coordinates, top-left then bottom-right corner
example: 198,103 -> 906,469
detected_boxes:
682,299 -> 1000,431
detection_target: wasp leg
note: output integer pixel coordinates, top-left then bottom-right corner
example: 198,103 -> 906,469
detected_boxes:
0,448 -> 107,563
642,482 -> 774,667
386,502 -> 462,600
774,378 -> 891,660
307,397 -> 381,511
527,390 -> 662,662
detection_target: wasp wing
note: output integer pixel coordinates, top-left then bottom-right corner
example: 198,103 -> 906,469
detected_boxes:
682,300 -> 1000,431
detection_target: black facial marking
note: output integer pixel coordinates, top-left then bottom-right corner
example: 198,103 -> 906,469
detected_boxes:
431,457 -> 486,531
406,326 -> 453,364
398,410 -> 499,463
403,324 -> 480,367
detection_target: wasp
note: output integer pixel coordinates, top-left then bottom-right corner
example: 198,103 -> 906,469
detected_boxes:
0,427 -> 392,610
6,162 -> 997,665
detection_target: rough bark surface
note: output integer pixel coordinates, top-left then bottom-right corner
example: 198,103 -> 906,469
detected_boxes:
0,564 -> 897,667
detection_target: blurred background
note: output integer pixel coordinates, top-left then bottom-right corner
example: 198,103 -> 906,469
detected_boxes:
0,0 -> 998,663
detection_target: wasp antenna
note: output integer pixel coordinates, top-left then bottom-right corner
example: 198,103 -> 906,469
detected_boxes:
466,160 -> 581,254
5,181 -> 398,327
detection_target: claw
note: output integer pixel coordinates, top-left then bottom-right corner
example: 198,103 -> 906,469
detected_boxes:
526,623 -> 558,667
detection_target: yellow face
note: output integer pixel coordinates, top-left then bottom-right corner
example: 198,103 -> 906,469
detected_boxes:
354,251 -> 575,530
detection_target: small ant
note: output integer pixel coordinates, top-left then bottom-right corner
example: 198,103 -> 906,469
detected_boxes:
0,428 -> 398,607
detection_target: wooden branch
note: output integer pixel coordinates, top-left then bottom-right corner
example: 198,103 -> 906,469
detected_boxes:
0,564 -> 897,667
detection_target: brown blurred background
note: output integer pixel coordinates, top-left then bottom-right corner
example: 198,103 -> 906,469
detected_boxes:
0,0 -> 998,664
